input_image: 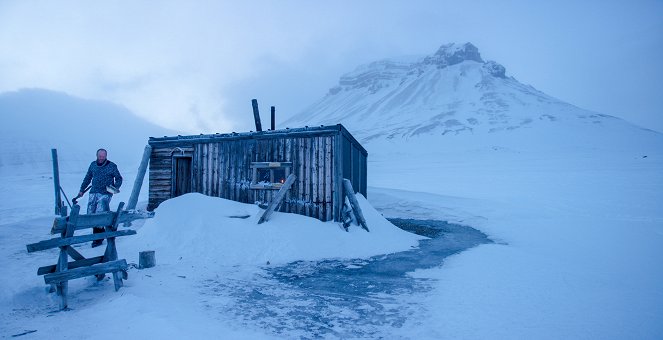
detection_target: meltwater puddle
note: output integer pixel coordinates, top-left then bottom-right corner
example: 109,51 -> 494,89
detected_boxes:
200,219 -> 492,338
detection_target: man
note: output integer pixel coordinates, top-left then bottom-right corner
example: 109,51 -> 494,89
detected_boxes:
79,148 -> 123,247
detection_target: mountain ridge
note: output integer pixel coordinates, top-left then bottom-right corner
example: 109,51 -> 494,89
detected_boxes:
284,42 -> 658,147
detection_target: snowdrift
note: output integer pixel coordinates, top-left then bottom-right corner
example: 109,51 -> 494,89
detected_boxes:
123,193 -> 424,267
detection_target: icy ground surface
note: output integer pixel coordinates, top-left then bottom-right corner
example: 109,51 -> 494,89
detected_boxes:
198,219 -> 491,338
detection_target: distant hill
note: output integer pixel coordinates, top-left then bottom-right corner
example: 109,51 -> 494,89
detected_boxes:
0,88 -> 178,175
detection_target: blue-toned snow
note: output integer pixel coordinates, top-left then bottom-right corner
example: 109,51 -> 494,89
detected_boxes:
199,219 -> 491,338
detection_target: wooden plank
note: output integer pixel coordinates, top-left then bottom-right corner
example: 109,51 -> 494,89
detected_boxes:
56,246 -> 68,309
27,230 -> 137,253
127,145 -> 152,210
104,203 -> 124,290
44,260 -> 128,285
304,138 -> 311,217
258,174 -> 296,224
325,136 -> 332,222
51,210 -> 153,234
38,255 -> 105,275
342,179 -> 369,232
203,143 -> 209,195
297,138 -> 304,215
317,137 -> 325,220
252,99 -> 263,132
334,134 -> 344,222
51,149 -> 64,216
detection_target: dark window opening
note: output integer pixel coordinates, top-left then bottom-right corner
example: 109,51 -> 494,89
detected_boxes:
251,162 -> 292,189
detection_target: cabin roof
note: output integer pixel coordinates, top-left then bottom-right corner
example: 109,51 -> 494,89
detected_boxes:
149,123 -> 367,156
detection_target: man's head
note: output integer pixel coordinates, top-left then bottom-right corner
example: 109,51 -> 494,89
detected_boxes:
96,148 -> 107,163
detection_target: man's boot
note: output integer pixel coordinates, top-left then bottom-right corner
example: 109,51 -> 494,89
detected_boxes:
91,227 -> 104,248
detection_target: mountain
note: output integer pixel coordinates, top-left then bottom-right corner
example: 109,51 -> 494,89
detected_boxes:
0,88 -> 177,175
284,43 -> 662,154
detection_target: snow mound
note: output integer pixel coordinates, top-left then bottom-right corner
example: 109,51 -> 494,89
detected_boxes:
124,193 -> 423,266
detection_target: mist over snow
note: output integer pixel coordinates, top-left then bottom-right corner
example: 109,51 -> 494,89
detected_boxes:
0,88 -> 178,175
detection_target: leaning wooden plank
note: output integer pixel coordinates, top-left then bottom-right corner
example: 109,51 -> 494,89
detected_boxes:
27,230 -> 137,253
37,255 -> 105,275
127,146 -> 152,211
258,174 -> 296,224
342,179 -> 369,232
44,259 -> 128,285
51,210 -> 153,234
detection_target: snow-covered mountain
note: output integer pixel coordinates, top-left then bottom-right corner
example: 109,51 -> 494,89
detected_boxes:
0,89 -> 177,175
285,43 -> 662,154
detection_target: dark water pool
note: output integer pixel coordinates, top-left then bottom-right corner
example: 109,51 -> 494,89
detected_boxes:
200,219 -> 492,338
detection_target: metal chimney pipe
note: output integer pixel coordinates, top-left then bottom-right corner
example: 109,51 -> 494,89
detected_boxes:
271,106 -> 276,130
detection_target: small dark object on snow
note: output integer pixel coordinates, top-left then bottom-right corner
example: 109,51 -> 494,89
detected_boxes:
228,215 -> 251,219
139,250 -> 156,269
643,155 -> 648,158
11,329 -> 37,337
91,239 -> 103,248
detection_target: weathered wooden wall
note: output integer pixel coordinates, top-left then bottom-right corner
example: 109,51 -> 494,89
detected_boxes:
148,135 -> 338,222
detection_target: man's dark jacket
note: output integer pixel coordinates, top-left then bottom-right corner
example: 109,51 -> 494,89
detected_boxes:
80,160 -> 123,195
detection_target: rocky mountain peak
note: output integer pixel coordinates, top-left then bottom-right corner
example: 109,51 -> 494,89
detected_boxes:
423,42 -> 484,67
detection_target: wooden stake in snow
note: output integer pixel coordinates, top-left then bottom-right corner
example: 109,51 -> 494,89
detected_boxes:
139,251 -> 156,269
343,179 -> 369,232
258,174 -> 296,224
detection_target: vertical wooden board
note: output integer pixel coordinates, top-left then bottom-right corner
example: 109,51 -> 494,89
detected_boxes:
325,136 -> 333,222
310,137 -> 318,218
304,137 -> 311,217
218,142 -> 225,198
208,143 -> 214,196
209,143 -> 217,197
191,145 -> 198,193
285,138 -> 293,212
224,142 -> 231,200
352,146 -> 360,195
334,134 -> 343,222
214,143 -> 223,197
235,141 -> 241,201
361,152 -> 368,197
201,143 -> 208,194
316,137 -> 324,220
297,138 -> 304,215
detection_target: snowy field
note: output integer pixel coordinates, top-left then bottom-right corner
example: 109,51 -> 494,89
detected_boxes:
1,132 -> 662,338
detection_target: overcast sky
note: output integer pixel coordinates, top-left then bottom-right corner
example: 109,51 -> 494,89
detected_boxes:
1,0 -> 661,133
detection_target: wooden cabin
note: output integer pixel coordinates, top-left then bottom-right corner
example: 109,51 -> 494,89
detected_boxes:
147,124 -> 367,222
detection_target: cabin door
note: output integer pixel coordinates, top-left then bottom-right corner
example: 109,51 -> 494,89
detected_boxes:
173,156 -> 192,197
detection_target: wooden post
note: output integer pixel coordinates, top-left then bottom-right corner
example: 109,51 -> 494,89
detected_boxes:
139,251 -> 156,269
342,179 -> 369,232
126,145 -> 152,211
51,149 -> 65,216
104,202 -> 125,290
270,106 -> 276,130
251,99 -> 262,132
258,174 -> 296,224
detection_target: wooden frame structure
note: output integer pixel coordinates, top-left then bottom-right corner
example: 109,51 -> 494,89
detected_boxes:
147,124 -> 368,222
26,202 -> 151,310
